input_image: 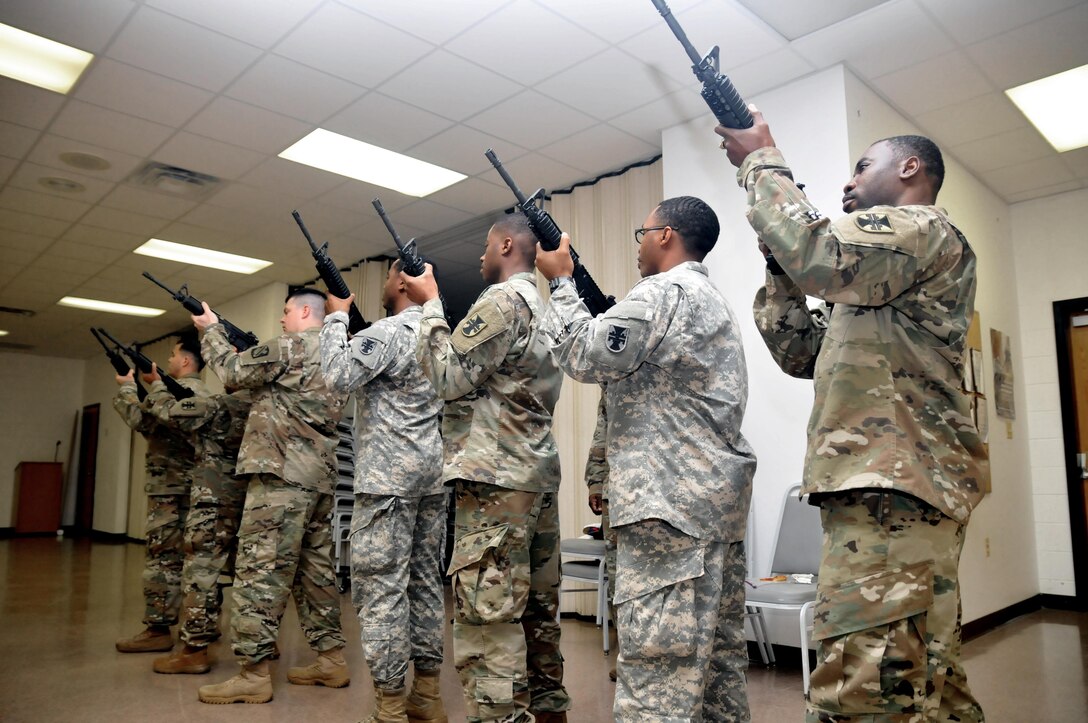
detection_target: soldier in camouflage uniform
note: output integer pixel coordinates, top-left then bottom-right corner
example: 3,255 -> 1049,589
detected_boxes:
584,391 -> 617,682
320,263 -> 448,723
192,288 -> 349,705
142,378 -> 253,675
536,196 -> 757,723
718,112 -> 987,721
112,334 -> 209,654
401,214 -> 570,723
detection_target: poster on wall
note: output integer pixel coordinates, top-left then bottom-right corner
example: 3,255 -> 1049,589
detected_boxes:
990,328 -> 1015,420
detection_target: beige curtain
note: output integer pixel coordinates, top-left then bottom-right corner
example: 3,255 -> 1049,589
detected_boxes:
344,258 -> 393,324
545,159 -> 663,614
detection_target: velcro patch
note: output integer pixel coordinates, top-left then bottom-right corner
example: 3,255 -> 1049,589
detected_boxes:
854,212 -> 893,233
240,341 -> 281,366
172,397 -> 208,417
452,297 -> 510,355
352,324 -> 393,369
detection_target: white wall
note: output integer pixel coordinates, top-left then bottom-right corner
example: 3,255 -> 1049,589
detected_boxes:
0,353 -> 86,529
1011,187 -> 1088,596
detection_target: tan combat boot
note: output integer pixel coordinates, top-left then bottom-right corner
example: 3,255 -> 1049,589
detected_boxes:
405,668 -> 447,723
115,625 -> 173,653
153,644 -> 211,674
287,646 -> 350,688
198,660 -> 272,704
360,686 -> 408,723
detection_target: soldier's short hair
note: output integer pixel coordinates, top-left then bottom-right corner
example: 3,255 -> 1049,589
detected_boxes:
176,331 -> 205,371
881,135 -> 945,195
286,286 -> 327,320
655,196 -> 719,259
491,212 -> 537,260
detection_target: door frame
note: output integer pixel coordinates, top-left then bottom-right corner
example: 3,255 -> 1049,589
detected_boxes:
1053,296 -> 1088,608
74,403 -> 100,535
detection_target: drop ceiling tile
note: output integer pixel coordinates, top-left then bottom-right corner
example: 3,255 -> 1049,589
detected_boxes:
424,178 -> 511,218
0,157 -> 16,185
984,156 -> 1076,197
0,77 -> 66,129
736,0 -> 892,41
609,88 -> 708,145
0,228 -> 53,250
949,128 -> 1056,173
45,239 -> 129,263
313,179 -> 415,215
0,289 -> 63,312
0,186 -> 91,221
1,247 -> 42,267
445,0 -> 607,86
225,54 -> 367,124
913,92 -> 1028,149
725,47 -> 817,98
0,208 -> 71,237
1006,180 -> 1083,204
338,0 -> 510,45
13,265 -> 95,287
288,200 -> 370,238
791,1 -> 955,78
0,120 -> 40,160
74,58 -> 214,127
377,50 -> 522,123
8,161 -> 117,204
538,125 -> 658,176
106,7 -> 261,92
536,48 -> 682,121
99,185 -> 199,220
178,203 -> 277,237
185,97 -> 313,155
965,3 -> 1088,89
0,0 -> 135,53
152,131 -> 265,180
388,199 -> 476,235
871,51 -> 994,116
146,0 -> 323,48
464,90 -> 597,149
1060,147 -> 1088,180
49,99 -> 176,157
537,0 -> 700,44
29,253 -> 110,276
27,133 -> 145,183
919,0 -> 1083,45
81,205 -> 170,237
275,3 -> 434,89
61,223 -> 145,251
325,92 -> 454,153
153,222 -> 247,252
499,153 -> 586,194
203,182 -> 301,219
406,125 -> 528,178
240,157 -> 346,200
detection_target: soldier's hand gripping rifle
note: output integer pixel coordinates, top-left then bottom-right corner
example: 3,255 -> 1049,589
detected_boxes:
142,272 -> 259,351
650,0 -> 753,129
485,149 -> 615,317
371,198 -> 426,277
91,327 -> 147,401
291,210 -> 370,334
96,327 -> 194,400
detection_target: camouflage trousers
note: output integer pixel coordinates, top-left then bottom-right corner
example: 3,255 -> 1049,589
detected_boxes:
179,461 -> 247,647
230,474 -> 345,663
807,491 -> 984,723
143,491 -> 191,626
601,499 -> 617,629
613,519 -> 749,723
350,491 -> 447,690
449,480 -> 570,723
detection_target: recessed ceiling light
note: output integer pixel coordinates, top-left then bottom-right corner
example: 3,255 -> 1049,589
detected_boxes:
1006,64 -> 1088,152
58,296 -> 164,317
279,129 -> 467,197
0,22 -> 94,94
38,176 -> 85,193
134,238 -> 273,274
59,151 -> 111,171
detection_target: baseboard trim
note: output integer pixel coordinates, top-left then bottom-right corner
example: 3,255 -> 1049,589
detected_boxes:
0,527 -> 14,539
88,530 -> 139,544
962,593 -> 1085,641
1039,592 -> 1086,611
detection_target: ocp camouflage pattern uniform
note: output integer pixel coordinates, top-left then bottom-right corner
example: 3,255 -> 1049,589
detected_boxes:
145,383 -> 252,648
742,146 -> 987,722
543,264 -> 757,723
584,392 -> 616,626
320,306 -> 446,691
415,271 -> 569,722
202,323 -> 347,664
114,374 -> 208,627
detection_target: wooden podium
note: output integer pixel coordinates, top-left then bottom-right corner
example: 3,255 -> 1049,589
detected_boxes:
14,462 -> 63,534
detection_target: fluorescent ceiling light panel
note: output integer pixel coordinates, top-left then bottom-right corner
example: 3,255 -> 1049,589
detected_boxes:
1005,64 -> 1088,152
134,238 -> 273,274
58,296 -> 164,317
0,330 -> 8,336
279,129 -> 467,197
0,22 -> 94,94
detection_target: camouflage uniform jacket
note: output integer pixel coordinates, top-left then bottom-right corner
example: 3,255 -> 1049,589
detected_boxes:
585,391 -> 609,500
543,262 -> 757,542
202,323 -> 346,494
416,271 -> 562,493
742,146 -> 987,523
320,306 -> 443,497
145,382 -> 252,472
113,375 -> 208,495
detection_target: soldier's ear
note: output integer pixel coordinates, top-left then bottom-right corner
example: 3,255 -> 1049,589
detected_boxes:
500,236 -> 514,256
899,155 -> 921,182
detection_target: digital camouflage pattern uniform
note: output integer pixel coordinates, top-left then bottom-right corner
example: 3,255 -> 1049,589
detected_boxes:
584,392 -> 616,626
543,264 -> 757,723
202,323 -> 347,664
742,146 -> 987,722
320,306 -> 446,691
114,374 -> 208,627
415,271 -> 568,723
145,383 -> 252,648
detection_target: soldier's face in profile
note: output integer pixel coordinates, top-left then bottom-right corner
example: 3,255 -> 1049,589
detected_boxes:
637,209 -> 664,278
280,299 -> 306,333
166,343 -> 185,377
382,264 -> 401,313
480,226 -> 503,284
843,140 -> 900,213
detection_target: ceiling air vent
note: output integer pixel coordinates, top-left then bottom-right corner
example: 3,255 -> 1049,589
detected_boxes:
0,305 -> 36,317
126,161 -> 223,201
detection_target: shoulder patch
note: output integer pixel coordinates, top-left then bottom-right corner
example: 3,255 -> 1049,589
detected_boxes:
351,323 -> 394,369
834,208 -> 922,256
451,296 -> 511,355
855,212 -> 893,233
240,340 -> 282,366
172,397 -> 208,417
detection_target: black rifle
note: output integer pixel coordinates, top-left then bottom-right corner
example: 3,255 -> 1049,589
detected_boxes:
142,272 -> 259,351
650,0 -> 753,129
485,149 -> 615,317
96,328 -> 194,400
291,210 -> 370,334
90,328 -> 147,401
371,198 -> 425,277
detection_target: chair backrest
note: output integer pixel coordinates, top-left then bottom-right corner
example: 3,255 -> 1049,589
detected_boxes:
769,484 -> 823,576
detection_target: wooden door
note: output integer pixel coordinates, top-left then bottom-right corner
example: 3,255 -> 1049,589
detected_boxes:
75,404 -> 100,534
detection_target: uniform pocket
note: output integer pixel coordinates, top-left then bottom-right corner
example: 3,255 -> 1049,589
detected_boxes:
615,547 -> 704,660
448,524 -> 525,624
350,496 -> 398,575
237,505 -> 286,571
475,676 -> 514,718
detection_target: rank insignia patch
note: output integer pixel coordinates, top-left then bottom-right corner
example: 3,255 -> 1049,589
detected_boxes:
462,314 -> 487,337
359,338 -> 377,356
251,345 -> 270,358
606,324 -> 629,353
180,400 -> 197,410
855,213 -> 893,233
